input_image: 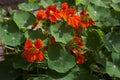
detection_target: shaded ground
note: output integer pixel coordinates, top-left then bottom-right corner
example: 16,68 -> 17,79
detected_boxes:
0,0 -> 27,10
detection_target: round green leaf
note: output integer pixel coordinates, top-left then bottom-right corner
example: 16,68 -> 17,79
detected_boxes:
112,0 -> 120,3
111,3 -> 120,11
47,43 -> 76,73
103,32 -> 120,53
13,11 -> 36,28
50,22 -> 74,44
12,54 -> 30,70
46,66 -> 80,80
86,29 -> 104,51
18,2 -> 39,11
24,29 -> 48,46
0,20 -> 24,46
106,61 -> 120,78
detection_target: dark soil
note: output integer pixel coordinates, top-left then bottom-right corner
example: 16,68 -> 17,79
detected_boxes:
0,0 -> 27,10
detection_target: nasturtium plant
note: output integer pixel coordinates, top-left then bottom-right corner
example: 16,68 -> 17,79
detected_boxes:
0,0 -> 120,80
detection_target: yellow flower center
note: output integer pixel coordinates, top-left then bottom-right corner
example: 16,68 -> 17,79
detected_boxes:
50,10 -> 54,15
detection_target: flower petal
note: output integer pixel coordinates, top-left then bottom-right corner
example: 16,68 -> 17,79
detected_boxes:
34,39 -> 44,49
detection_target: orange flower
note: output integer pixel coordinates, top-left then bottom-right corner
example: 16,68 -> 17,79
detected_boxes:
61,2 -> 68,10
21,39 -> 44,62
76,55 -> 84,64
59,2 -> 68,19
80,10 -> 95,28
69,34 -> 85,64
45,4 -> 61,22
60,4 -> 81,29
70,48 -> 85,64
73,34 -> 84,48
67,14 -> 81,29
36,10 -> 45,20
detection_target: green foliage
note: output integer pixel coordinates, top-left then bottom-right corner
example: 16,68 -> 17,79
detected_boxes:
47,43 -> 76,73
0,0 -> 120,80
103,32 -> 120,53
50,22 -> 74,44
13,11 -> 36,28
18,2 -> 40,11
85,29 -> 104,51
0,20 -> 24,46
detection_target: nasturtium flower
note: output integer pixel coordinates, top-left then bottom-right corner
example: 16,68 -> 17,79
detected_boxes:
61,2 -> 68,10
76,55 -> 84,64
45,4 -> 61,22
73,34 -> 84,48
36,10 -> 45,20
69,34 -> 85,64
21,39 -> 44,62
80,10 -> 95,28
67,14 -> 81,29
59,2 -> 68,19
60,3 -> 81,29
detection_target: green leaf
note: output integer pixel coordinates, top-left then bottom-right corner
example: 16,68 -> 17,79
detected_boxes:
75,0 -> 81,5
103,32 -> 120,53
25,29 -> 45,40
78,65 -> 98,80
111,3 -> 120,11
0,20 -> 24,46
112,52 -> 120,66
24,29 -> 48,46
112,0 -> 120,3
46,66 -> 80,80
80,0 -> 93,5
47,43 -> 76,73
91,0 -> 111,8
50,22 -> 74,44
86,29 -> 104,51
106,61 -> 120,78
18,2 -> 39,11
27,66 -> 80,80
87,4 -> 111,27
39,0 -> 55,8
12,54 -> 30,70
13,11 -> 36,28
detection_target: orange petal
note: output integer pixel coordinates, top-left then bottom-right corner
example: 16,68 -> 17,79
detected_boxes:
76,55 -> 84,64
61,2 -> 68,10
27,53 -> 36,62
49,15 -> 57,22
34,39 -> 44,49
36,10 -> 45,20
24,39 -> 33,50
36,51 -> 43,61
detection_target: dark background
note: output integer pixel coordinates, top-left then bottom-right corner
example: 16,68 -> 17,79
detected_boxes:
0,0 -> 27,10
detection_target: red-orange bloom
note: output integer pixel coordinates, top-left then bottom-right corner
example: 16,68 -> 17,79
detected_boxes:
45,4 -> 61,22
61,6 -> 81,29
61,2 -> 68,10
69,34 -> 85,64
73,34 -> 84,48
80,10 -> 95,28
36,10 -> 45,20
21,39 -> 44,62
76,55 -> 84,64
70,48 -> 85,64
59,2 -> 68,19
67,14 -> 81,29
